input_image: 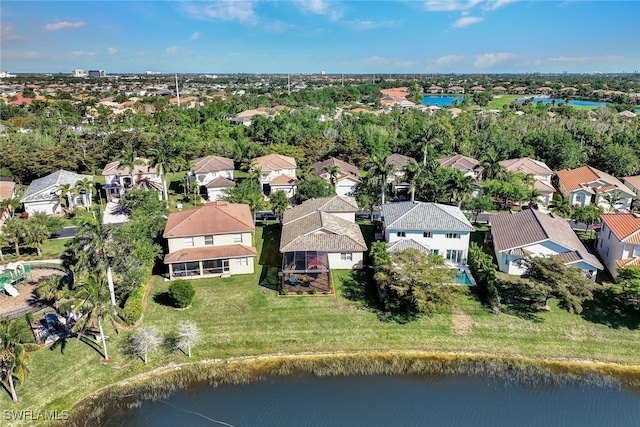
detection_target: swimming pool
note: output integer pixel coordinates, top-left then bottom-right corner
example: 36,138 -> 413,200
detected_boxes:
455,267 -> 476,286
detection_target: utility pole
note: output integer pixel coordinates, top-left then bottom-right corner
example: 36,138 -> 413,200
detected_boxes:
287,74 -> 291,96
175,74 -> 180,107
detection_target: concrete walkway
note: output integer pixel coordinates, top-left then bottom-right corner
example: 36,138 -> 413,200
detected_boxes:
102,201 -> 129,225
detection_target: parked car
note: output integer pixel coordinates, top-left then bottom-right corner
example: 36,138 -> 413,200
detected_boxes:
44,312 -> 65,332
256,211 -> 277,220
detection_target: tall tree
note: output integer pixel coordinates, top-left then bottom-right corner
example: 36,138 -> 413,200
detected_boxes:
296,176 -> 335,202
521,255 -> 595,313
549,195 -> 573,218
322,164 -> 341,191
610,266 -> 640,310
404,162 -> 427,203
365,155 -> 395,205
480,150 -> 508,181
572,204 -> 603,238
23,220 -> 49,257
71,273 -> 116,362
269,190 -> 290,222
75,178 -> 94,208
2,217 -> 25,257
0,317 -> 32,403
0,232 -> 8,262
37,275 -> 68,310
600,190 -> 624,213
222,179 -> 267,223
57,183 -> 74,213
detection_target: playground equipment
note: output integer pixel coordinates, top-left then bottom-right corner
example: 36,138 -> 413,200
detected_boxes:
0,262 -> 32,297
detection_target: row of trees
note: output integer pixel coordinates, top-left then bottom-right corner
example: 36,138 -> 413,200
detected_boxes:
0,213 -> 65,259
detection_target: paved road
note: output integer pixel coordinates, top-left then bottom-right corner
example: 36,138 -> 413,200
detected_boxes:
51,226 -> 78,239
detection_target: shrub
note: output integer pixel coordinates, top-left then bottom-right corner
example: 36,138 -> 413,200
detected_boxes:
168,280 -> 195,308
121,267 -> 152,325
311,288 -> 317,295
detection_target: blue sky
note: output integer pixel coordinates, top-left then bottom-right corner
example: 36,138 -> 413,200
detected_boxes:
1,1 -> 639,74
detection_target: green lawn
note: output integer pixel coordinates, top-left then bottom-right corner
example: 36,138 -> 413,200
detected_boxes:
5,224 -> 640,417
487,94 -> 521,109
2,237 -> 70,261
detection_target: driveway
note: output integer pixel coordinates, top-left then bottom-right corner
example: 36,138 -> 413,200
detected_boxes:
102,201 -> 129,225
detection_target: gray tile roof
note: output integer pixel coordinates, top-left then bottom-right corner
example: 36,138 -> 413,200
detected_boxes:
381,202 -> 474,232
283,196 -> 359,225
387,238 -> 431,253
21,170 -> 93,203
280,210 -> 366,253
491,209 -> 602,269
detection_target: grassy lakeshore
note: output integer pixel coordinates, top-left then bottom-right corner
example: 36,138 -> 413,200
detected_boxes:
4,224 -> 640,423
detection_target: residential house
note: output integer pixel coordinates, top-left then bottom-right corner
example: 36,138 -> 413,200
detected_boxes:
469,85 -> 485,94
191,155 -> 235,201
557,166 -> 635,211
512,86 -> 528,94
447,86 -> 465,94
230,108 -> 273,126
381,201 -> 474,265
102,158 -> 163,201
437,154 -> 482,179
492,86 -> 507,93
623,175 -> 640,197
163,201 -> 256,279
0,177 -> 16,220
428,85 -> 444,94
280,196 -> 366,293
491,209 -> 602,280
619,110 -> 637,120
21,170 -> 93,215
386,154 -> 417,197
499,157 -> 555,206
252,154 -> 297,199
311,157 -> 361,197
597,213 -> 640,278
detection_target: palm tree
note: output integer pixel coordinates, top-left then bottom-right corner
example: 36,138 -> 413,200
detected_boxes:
404,162 -> 427,203
37,275 -> 67,310
68,212 -> 117,306
600,190 -> 623,213
75,178 -> 94,208
480,150 -> 508,181
2,217 -> 25,257
0,197 -> 20,219
550,195 -> 573,218
0,232 -> 8,262
322,164 -> 341,191
366,155 -> 395,205
0,318 -> 31,403
118,148 -> 145,188
269,190 -> 290,223
445,170 -> 473,207
71,273 -> 116,362
146,146 -> 170,205
23,220 -> 49,257
525,188 -> 542,208
57,183 -> 73,215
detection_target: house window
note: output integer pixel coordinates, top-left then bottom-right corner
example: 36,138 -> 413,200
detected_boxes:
184,237 -> 194,248
235,257 -> 248,266
633,247 -> 640,257
432,249 -> 439,256
233,234 -> 242,243
397,232 -> 406,237
423,232 -> 432,238
446,233 -> 460,239
197,175 -> 206,183
204,235 -> 214,246
340,252 -> 353,261
608,231 -> 612,240
446,249 -> 464,263
203,259 -> 229,275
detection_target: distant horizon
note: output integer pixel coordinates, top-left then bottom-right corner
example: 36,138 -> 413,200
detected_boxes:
2,1 -> 639,74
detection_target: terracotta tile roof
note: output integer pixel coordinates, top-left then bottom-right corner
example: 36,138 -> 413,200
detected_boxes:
491,209 -> 602,269
164,244 -> 256,263
270,174 -> 297,185
0,180 -> 16,200
623,175 -> 640,190
192,155 -> 234,174
252,154 -> 296,171
102,158 -> 157,176
616,257 -> 640,268
163,201 -> 254,238
557,166 -> 634,196
386,154 -> 417,169
311,157 -> 360,180
283,196 -> 358,225
600,213 -> 640,243
205,176 -> 235,188
499,157 -> 552,176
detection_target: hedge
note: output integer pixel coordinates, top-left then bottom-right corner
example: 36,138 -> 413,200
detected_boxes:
121,267 -> 152,325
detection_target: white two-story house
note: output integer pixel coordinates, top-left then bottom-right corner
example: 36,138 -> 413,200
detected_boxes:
191,155 -> 235,201
252,154 -> 297,199
102,158 -> 163,201
311,157 -> 361,197
381,201 -> 474,265
491,209 -> 602,280
597,213 -> 640,278
21,170 -> 93,215
557,166 -> 635,212
163,201 -> 256,280
499,157 -> 555,207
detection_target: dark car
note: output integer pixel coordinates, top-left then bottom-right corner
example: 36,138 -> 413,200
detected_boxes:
44,313 -> 64,331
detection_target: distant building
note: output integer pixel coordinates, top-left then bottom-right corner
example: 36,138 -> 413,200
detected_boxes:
72,69 -> 88,77
88,70 -> 107,78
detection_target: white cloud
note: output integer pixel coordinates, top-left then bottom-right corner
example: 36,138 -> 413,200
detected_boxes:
2,50 -> 41,59
0,23 -> 27,41
263,20 -> 296,33
67,50 -> 96,57
452,16 -> 484,28
182,1 -> 257,25
44,21 -> 86,31
345,20 -> 401,30
294,0 -> 343,21
107,47 -> 118,55
425,1 -> 483,12
436,55 -> 465,66
547,55 -> 623,62
165,46 -> 181,55
474,52 -> 519,67
189,31 -> 201,41
483,0 -> 518,11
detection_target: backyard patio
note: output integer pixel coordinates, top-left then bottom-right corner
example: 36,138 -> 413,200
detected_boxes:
281,251 -> 333,294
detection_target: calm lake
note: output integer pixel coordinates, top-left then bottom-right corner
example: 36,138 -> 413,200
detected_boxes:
422,96 -> 464,106
100,373 -> 640,426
